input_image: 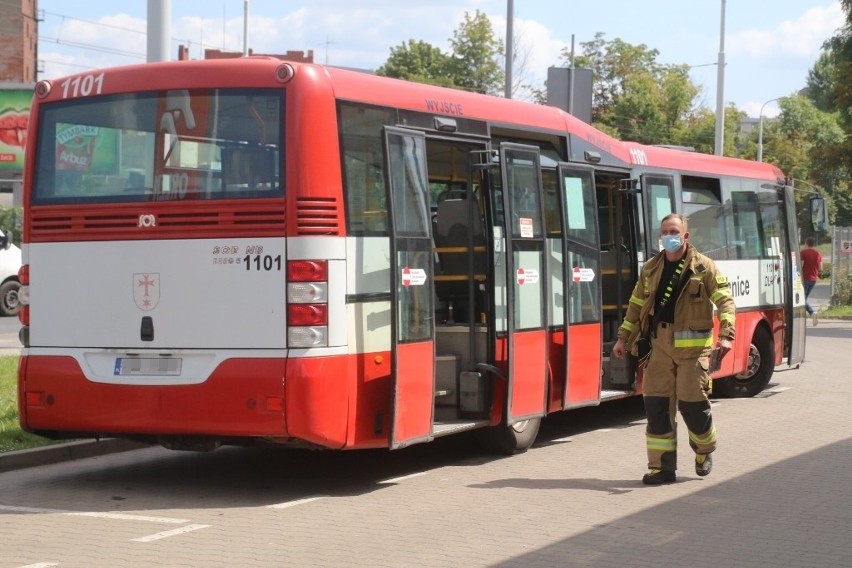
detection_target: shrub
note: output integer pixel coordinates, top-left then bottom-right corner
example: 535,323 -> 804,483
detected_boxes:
830,275 -> 852,307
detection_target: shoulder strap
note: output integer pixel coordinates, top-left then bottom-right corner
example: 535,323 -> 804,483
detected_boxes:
648,257 -> 686,331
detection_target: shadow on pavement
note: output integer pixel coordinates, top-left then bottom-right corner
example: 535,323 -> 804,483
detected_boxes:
489,436 -> 852,568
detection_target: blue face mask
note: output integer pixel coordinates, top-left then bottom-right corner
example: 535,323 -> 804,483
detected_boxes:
661,235 -> 683,253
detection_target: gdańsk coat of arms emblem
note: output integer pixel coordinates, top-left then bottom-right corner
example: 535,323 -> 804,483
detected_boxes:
133,273 -> 160,311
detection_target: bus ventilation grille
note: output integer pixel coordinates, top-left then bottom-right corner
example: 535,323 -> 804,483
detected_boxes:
296,197 -> 341,235
28,206 -> 287,241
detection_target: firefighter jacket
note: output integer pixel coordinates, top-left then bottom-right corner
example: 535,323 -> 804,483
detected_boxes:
617,243 -> 735,359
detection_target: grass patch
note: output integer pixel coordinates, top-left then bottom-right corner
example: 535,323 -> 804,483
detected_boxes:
820,305 -> 852,318
0,356 -> 59,452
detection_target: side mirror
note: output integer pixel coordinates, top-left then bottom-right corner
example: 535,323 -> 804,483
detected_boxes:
0,230 -> 9,251
810,197 -> 828,232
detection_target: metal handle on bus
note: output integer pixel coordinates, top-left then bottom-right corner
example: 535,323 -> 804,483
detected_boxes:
474,362 -> 507,382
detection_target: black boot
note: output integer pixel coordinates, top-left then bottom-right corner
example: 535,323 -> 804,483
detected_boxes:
642,469 -> 676,485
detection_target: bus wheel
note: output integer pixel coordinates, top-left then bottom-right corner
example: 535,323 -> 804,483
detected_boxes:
475,417 -> 542,455
714,326 -> 773,398
0,280 -> 20,317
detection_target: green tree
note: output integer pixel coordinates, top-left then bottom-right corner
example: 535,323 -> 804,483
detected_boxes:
812,0 -> 852,230
806,51 -> 838,112
449,10 -> 504,95
570,33 -> 663,124
824,0 -> 852,127
605,65 -> 698,145
565,33 -> 717,148
376,11 -> 504,95
376,39 -> 456,88
759,95 -> 850,229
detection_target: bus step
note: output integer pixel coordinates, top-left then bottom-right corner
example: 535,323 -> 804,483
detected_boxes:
432,419 -> 491,438
601,389 -> 635,401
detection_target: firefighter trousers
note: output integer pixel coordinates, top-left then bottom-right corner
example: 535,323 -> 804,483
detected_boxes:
642,322 -> 716,471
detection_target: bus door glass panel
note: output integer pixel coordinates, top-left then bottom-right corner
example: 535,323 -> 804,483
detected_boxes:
488,166 -> 507,334
563,168 -> 601,324
556,164 -> 602,407
643,175 -> 674,256
780,184 -> 806,365
384,127 -> 435,448
500,143 -> 547,423
756,191 -> 785,307
340,103 -> 396,236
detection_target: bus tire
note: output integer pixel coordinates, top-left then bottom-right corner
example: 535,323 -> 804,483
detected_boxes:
0,279 -> 20,317
714,326 -> 773,398
475,416 -> 542,455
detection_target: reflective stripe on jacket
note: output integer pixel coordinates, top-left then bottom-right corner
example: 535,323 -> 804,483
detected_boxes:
617,243 -> 735,358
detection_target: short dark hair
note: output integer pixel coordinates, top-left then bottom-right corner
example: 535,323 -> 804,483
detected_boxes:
806,237 -> 816,247
661,213 -> 688,233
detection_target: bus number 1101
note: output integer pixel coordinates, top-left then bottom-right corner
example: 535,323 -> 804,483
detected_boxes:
244,254 -> 282,271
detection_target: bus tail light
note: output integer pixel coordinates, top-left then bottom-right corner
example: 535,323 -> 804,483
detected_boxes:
287,260 -> 327,282
18,264 -> 30,333
287,260 -> 328,348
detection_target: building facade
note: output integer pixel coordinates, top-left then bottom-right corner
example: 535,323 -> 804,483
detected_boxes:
0,0 -> 38,83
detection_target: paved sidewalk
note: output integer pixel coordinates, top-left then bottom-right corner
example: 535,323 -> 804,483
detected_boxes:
0,320 -> 851,567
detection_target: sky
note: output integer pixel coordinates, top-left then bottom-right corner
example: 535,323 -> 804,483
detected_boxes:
35,1 -> 844,119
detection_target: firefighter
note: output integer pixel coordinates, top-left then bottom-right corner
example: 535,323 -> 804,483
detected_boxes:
612,213 -> 735,485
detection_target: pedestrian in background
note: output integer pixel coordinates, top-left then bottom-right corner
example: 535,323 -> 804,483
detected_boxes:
612,213 -> 735,485
800,237 -> 823,326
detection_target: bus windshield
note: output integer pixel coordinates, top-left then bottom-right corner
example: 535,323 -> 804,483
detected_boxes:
33,88 -> 284,205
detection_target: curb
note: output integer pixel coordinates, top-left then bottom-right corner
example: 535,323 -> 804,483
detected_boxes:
0,439 -> 149,473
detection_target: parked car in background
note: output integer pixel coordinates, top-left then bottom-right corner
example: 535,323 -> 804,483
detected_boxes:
0,229 -> 21,316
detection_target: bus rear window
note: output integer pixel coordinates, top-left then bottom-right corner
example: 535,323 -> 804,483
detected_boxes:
33,89 -> 284,204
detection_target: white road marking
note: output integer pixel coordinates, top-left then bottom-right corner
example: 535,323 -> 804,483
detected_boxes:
15,564 -> 59,568
552,436 -> 572,442
378,471 -> 429,484
132,524 -> 211,543
0,504 -> 188,524
266,496 -> 326,509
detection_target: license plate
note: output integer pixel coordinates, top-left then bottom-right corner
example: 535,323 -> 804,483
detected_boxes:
114,357 -> 182,376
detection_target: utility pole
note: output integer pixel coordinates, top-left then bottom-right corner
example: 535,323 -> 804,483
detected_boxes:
243,0 -> 249,56
504,0 -> 513,99
714,0 -> 726,156
146,0 -> 171,62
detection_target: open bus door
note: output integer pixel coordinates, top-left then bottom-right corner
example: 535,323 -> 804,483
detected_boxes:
553,164 -> 603,408
497,143 -> 548,423
782,184 -> 806,366
384,127 -> 436,448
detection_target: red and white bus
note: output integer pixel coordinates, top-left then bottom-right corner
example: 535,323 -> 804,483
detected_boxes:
17,58 -> 805,454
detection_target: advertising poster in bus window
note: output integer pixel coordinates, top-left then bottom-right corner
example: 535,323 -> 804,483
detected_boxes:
0,88 -> 32,171
55,123 -> 119,173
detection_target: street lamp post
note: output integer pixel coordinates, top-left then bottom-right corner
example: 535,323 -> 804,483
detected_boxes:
757,97 -> 780,162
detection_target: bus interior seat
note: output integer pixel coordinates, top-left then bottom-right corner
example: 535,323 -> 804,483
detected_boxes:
434,195 -> 487,323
